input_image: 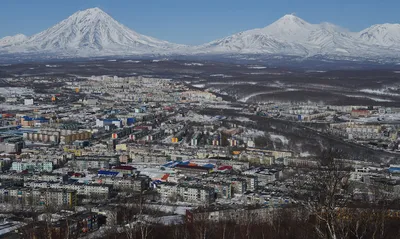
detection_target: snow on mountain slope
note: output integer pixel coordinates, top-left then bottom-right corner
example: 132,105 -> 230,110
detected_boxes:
358,24 -> 400,47
198,14 -> 400,58
2,8 -> 184,56
201,32 -> 310,55
1,10 -> 400,59
259,14 -> 317,42
0,34 -> 28,47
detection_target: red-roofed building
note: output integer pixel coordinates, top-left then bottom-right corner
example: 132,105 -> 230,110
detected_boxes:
161,173 -> 170,182
218,165 -> 233,171
351,109 -> 371,118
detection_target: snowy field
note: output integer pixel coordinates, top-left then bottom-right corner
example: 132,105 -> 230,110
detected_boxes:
184,63 -> 204,66
345,94 -> 393,102
248,66 -> 267,69
0,103 -> 57,111
0,87 -> 33,96
360,89 -> 400,97
234,116 -> 254,122
192,84 -> 205,88
173,112 -> 219,123
269,134 -> 289,145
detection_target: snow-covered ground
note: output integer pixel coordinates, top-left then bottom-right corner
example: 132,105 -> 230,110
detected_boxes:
300,152 -> 313,157
123,60 -> 141,63
184,63 -> 204,66
173,112 -> 219,123
146,204 -> 192,215
242,129 -> 265,138
345,94 -> 393,102
2,8 -> 400,59
234,116 -> 254,122
354,113 -> 400,123
248,66 -> 267,69
0,87 -> 33,96
359,89 -> 400,97
238,89 -> 297,103
269,134 -> 289,145
206,103 -> 242,110
192,84 -> 205,88
210,74 -> 232,78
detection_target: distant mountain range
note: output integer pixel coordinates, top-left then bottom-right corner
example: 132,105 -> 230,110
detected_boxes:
1,8 -> 400,61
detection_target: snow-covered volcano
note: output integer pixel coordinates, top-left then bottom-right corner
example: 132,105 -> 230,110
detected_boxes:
0,7 -> 184,56
358,24 -> 400,47
197,14 -> 400,58
0,34 -> 28,47
1,10 -> 400,60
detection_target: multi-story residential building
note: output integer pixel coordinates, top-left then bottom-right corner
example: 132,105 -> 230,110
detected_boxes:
93,175 -> 150,192
0,173 -> 67,183
229,178 -> 248,194
11,161 -> 53,173
0,187 -> 77,207
159,183 -> 215,204
23,129 -> 92,145
0,138 -> 24,154
23,181 -> 111,198
71,156 -> 117,170
0,158 -> 12,171
207,182 -> 232,199
242,175 -> 258,191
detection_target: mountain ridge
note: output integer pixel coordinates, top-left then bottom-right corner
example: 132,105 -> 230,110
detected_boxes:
1,9 -> 400,60
197,14 -> 400,58
0,7 -> 184,56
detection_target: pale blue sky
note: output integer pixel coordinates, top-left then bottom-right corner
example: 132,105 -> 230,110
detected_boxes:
0,0 -> 399,45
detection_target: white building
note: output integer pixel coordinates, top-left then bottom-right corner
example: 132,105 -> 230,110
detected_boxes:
11,161 -> 53,173
159,183 -> 215,204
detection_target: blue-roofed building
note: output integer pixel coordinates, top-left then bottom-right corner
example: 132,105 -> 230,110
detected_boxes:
163,161 -> 175,168
98,170 -> 120,177
202,164 -> 215,169
126,117 -> 136,126
22,116 -> 33,121
389,165 -> 400,173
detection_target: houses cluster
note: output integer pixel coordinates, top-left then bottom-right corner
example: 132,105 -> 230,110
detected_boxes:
1,73 -> 400,237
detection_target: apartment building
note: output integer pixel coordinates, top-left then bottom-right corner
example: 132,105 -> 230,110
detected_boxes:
23,181 -> 111,198
11,161 -> 53,173
93,175 -> 150,192
71,157 -> 113,170
159,183 -> 215,204
0,187 -> 77,207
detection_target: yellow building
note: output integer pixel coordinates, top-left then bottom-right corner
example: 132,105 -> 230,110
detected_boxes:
171,137 -> 179,143
116,144 -> 127,151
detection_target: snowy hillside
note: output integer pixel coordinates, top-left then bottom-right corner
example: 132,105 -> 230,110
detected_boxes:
358,24 -> 400,47
0,8 -> 185,56
0,34 -> 28,47
1,10 -> 400,60
197,14 -> 400,58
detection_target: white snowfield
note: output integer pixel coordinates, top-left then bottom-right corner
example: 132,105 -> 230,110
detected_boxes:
0,34 -> 27,47
196,14 -> 400,58
0,9 -> 400,59
0,7 -> 186,57
269,134 -> 289,146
